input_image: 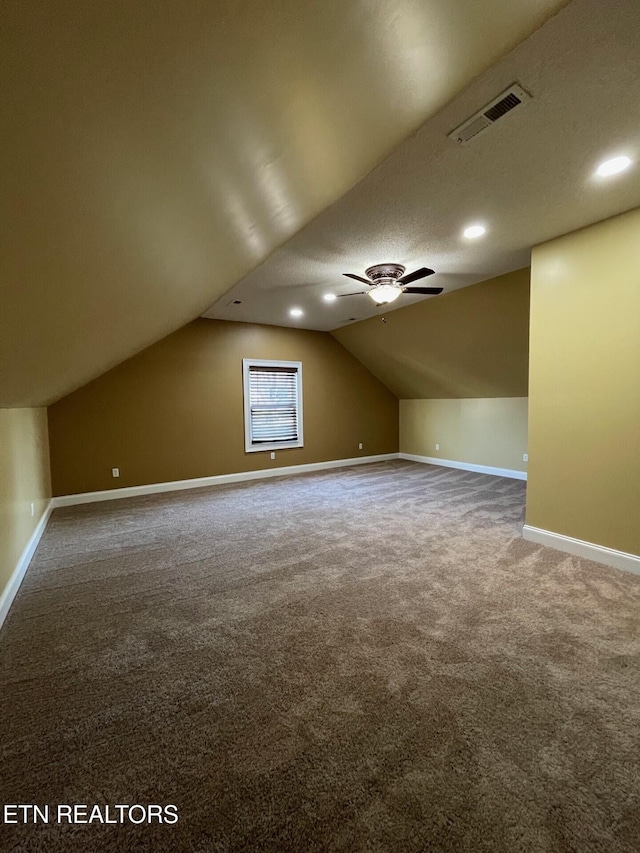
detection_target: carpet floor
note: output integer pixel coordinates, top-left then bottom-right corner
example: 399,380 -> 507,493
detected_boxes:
1,460 -> 640,852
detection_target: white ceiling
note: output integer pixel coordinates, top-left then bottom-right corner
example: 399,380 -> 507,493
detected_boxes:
203,0 -> 640,331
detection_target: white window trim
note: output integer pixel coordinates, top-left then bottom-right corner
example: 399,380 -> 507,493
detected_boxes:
242,358 -> 304,453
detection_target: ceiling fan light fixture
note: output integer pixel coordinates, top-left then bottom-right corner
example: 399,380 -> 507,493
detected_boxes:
368,284 -> 402,305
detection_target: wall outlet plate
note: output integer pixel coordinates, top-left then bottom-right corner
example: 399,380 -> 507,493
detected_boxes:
435,444 -> 440,451
270,452 -> 276,460
523,453 -> 528,462
112,467 -> 120,477
358,443 -> 363,450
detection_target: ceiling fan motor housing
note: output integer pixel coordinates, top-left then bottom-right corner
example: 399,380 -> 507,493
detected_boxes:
365,264 -> 405,283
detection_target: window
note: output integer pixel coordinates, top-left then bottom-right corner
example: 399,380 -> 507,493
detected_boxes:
243,359 -> 303,453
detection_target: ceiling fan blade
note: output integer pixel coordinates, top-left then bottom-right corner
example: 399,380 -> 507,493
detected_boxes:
397,267 -> 435,285
336,291 -> 367,297
342,273 -> 371,285
402,286 -> 444,295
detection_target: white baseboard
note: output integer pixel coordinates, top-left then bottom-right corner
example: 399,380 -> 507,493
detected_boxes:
399,452 -> 527,481
523,525 -> 640,575
0,501 -> 53,632
52,453 -> 401,508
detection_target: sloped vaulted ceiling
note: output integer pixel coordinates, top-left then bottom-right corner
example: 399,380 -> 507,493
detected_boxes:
204,0 -> 640,331
333,267 -> 531,399
1,0 -> 569,407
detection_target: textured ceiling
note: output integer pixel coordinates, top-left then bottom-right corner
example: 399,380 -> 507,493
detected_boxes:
1,0 -> 569,407
204,0 -> 640,331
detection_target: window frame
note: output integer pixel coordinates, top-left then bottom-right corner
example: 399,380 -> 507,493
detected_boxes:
242,358 -> 304,453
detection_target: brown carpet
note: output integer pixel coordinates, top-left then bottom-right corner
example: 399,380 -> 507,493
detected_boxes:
1,460 -> 640,852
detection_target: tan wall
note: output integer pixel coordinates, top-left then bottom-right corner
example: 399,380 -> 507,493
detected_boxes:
332,268 -> 530,399
48,319 -> 399,496
401,398 -> 528,472
0,408 -> 51,599
526,207 -> 640,556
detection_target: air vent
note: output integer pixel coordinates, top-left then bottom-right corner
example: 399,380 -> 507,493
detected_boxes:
448,83 -> 530,145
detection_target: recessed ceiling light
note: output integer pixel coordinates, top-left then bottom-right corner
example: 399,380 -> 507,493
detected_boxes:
289,307 -> 303,318
463,224 -> 486,239
323,293 -> 337,303
595,155 -> 632,178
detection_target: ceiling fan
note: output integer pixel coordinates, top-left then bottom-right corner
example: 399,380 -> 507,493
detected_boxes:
339,263 -> 443,305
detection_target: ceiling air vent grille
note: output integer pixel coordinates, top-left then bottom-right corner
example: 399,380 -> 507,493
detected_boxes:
448,84 -> 530,145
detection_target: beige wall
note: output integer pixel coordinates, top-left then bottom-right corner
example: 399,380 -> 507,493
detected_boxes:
401,398 -> 528,472
0,408 -> 51,600
48,319 -> 398,496
526,207 -> 640,556
332,268 -> 530,399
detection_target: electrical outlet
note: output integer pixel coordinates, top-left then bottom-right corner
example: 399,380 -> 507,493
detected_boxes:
435,444 -> 440,451
523,453 -> 528,462
358,442 -> 363,450
270,452 -> 276,460
112,467 -> 120,478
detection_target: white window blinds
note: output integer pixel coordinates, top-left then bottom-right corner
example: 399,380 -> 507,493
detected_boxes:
243,360 -> 303,452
